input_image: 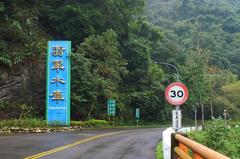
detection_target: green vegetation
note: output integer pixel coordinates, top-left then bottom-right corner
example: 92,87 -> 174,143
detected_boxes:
0,0 -> 167,122
147,0 -> 240,125
188,119 -> 240,159
0,118 -> 47,128
0,118 -> 162,129
0,118 -> 109,129
156,141 -> 164,159
71,119 -> 108,128
0,0 -> 240,127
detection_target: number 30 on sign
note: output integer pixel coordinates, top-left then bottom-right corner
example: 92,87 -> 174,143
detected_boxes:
165,82 -> 189,106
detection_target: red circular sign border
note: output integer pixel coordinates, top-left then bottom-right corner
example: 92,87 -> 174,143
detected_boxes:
165,82 -> 189,106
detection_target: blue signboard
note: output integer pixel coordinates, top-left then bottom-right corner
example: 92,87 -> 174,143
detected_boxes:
46,41 -> 71,126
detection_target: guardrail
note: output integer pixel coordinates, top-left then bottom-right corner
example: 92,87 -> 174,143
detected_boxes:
171,133 -> 231,159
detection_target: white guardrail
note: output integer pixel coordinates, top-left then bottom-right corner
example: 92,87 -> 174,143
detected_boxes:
162,127 -> 202,159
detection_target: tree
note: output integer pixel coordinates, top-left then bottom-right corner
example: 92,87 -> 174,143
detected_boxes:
183,50 -> 210,125
71,30 -> 128,120
222,81 -> 240,119
207,67 -> 237,119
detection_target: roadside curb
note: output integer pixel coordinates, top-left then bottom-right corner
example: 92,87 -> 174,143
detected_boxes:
0,126 -> 84,133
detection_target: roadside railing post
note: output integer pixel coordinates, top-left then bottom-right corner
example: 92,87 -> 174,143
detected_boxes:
171,133 -> 190,159
171,133 -> 178,159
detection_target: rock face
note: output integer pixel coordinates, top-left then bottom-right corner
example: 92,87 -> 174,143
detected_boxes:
0,67 -> 45,101
0,61 -> 46,117
0,76 -> 24,100
0,1 -> 51,119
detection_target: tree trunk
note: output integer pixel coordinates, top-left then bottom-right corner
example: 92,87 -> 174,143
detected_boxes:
87,104 -> 94,119
209,82 -> 216,119
195,106 -> 198,130
200,102 -> 204,126
19,110 -> 23,120
210,91 -> 214,119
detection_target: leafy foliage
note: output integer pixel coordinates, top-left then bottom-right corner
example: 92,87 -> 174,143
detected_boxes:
0,118 -> 108,128
71,30 -> 128,120
0,101 -> 33,119
147,0 -> 240,121
156,142 -> 164,159
0,118 -> 47,128
0,0 -> 240,126
71,119 -> 108,128
147,0 -> 240,76
188,119 -> 240,159
0,0 -> 46,67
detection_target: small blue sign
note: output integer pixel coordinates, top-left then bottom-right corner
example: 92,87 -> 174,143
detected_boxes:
46,41 -> 71,126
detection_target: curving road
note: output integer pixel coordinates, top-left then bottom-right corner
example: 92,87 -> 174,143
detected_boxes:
0,128 -> 164,159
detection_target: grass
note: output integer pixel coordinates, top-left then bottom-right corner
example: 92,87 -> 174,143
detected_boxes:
0,118 -> 167,129
156,141 -> 164,159
0,118 -> 109,128
0,118 -> 47,128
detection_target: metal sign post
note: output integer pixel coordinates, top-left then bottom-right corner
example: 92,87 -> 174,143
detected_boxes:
165,82 -> 188,132
107,99 -> 116,126
46,41 -> 71,126
136,108 -> 140,127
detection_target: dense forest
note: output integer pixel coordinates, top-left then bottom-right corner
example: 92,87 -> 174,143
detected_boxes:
0,0 -> 239,124
147,0 -> 240,123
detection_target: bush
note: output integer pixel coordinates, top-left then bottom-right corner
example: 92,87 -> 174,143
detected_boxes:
156,142 -> 164,159
0,118 -> 47,128
0,118 -> 109,129
187,130 -> 207,145
71,119 -> 108,128
188,119 -> 240,159
70,121 -> 86,127
0,101 -> 33,119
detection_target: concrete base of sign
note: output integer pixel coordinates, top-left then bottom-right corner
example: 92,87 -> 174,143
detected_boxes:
162,127 -> 174,159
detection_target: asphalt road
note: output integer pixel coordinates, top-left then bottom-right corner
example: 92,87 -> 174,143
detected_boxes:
0,128 -> 164,159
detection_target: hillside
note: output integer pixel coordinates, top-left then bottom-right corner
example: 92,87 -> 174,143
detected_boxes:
0,0 -> 167,121
0,0 -> 239,122
147,0 -> 240,76
146,0 -> 240,121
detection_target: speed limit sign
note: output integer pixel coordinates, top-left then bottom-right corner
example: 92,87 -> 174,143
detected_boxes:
165,82 -> 189,106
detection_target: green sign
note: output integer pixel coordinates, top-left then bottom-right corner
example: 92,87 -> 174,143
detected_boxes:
107,99 -> 116,116
136,108 -> 140,119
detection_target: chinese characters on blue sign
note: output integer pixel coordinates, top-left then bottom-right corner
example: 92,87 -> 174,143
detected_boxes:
46,41 -> 71,126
